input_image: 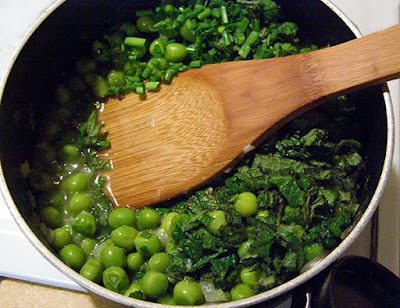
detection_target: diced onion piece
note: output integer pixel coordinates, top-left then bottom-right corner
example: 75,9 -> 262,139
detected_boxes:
199,280 -> 229,303
242,144 -> 255,154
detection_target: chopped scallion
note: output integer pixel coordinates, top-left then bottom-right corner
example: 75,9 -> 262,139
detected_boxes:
145,81 -> 160,91
124,37 -> 146,48
221,6 -> 228,24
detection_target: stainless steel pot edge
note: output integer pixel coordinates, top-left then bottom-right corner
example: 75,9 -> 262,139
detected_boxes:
0,0 -> 395,307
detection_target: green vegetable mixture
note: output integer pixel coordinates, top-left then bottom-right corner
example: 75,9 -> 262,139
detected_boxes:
27,0 -> 366,305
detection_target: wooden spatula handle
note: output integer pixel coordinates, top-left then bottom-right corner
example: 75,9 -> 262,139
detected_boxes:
193,24 -> 400,159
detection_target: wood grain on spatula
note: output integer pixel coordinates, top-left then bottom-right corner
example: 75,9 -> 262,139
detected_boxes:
101,24 -> 400,209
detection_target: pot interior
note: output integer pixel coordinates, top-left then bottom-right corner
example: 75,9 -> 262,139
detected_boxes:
0,0 -> 389,305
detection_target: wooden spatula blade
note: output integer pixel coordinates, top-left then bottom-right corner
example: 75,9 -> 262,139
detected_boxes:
100,75 -> 235,208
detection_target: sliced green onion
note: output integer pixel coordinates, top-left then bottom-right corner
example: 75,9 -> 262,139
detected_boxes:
150,70 -> 163,81
220,6 -> 228,24
126,76 -> 141,83
218,26 -> 225,34
186,44 -> 196,54
252,19 -> 261,32
149,58 -> 160,68
145,81 -> 160,91
176,14 -> 186,25
142,67 -> 153,79
189,60 -> 202,68
198,8 -> 212,21
238,17 -> 250,32
234,32 -> 246,45
124,37 -> 146,48
238,44 -> 251,59
222,31 -> 232,46
187,6 -> 205,19
245,31 -> 259,47
198,21 -> 210,30
164,68 -> 177,84
135,86 -> 144,95
208,48 -> 217,56
212,8 -> 221,19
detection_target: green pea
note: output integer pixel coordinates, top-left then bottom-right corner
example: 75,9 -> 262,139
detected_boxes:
106,70 -> 126,87
180,23 -> 196,43
28,171 -> 53,192
107,31 -> 124,47
158,212 -> 177,232
147,57 -> 169,70
108,207 -> 137,229
123,62 -> 137,76
134,231 -> 162,257
129,45 -> 147,60
136,16 -> 155,33
173,277 -> 205,305
304,243 -> 325,261
61,173 -> 90,193
240,267 -> 265,288
137,208 -> 161,230
68,193 -> 92,215
146,252 -> 170,272
75,57 -> 97,75
35,142 -> 57,163
60,144 -> 79,162
149,38 -> 165,55
207,210 -> 226,236
100,245 -> 127,268
80,238 -> 98,256
127,252 -> 144,272
230,283 -> 255,301
163,4 -> 175,15
59,244 -> 86,270
46,190 -> 64,210
103,266 -> 130,294
111,226 -> 138,251
69,76 -> 87,93
92,40 -> 110,62
91,75 -> 110,98
80,258 -> 103,283
52,227 -> 73,251
55,84 -> 72,104
72,212 -> 96,237
40,207 -> 62,229
164,43 -> 187,62
234,192 -> 259,217
124,282 -> 146,300
141,271 -> 169,299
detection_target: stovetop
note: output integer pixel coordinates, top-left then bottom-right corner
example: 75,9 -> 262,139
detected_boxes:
0,0 -> 399,293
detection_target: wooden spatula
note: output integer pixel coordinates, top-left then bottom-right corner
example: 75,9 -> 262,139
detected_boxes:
100,24 -> 400,209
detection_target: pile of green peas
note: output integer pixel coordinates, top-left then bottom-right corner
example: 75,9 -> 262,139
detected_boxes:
38,165 -> 286,305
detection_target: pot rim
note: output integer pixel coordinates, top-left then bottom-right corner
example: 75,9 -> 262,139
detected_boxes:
0,0 -> 395,307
